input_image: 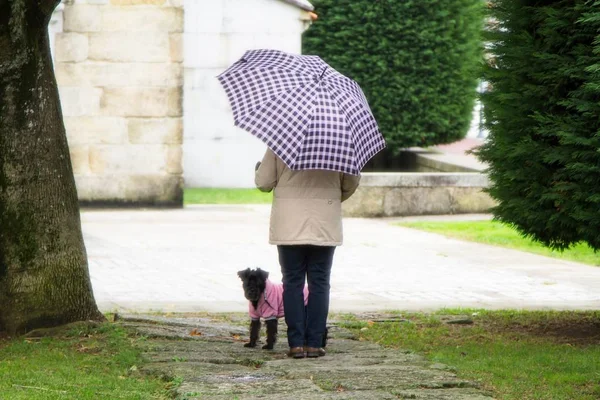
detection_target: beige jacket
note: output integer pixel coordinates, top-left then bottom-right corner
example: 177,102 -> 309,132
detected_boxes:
255,149 -> 360,246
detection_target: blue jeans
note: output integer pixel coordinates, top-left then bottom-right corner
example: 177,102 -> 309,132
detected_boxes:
277,245 -> 335,348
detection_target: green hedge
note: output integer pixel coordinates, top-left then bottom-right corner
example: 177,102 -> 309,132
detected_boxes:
477,0 -> 600,250
302,0 -> 484,151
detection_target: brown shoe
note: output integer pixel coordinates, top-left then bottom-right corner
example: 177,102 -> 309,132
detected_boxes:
305,347 -> 326,358
287,347 -> 306,359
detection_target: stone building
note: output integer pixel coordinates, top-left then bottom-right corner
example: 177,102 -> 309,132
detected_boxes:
50,0 -> 314,206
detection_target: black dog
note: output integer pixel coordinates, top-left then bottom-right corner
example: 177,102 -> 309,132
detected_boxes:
237,268 -> 328,350
237,268 -> 281,349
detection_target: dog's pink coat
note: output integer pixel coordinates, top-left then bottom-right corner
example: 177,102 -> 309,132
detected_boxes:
249,279 -> 309,320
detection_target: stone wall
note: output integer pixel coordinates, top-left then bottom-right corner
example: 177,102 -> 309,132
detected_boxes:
343,173 -> 497,217
54,0 -> 184,206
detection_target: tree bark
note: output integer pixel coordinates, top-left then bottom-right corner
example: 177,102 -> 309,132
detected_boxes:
0,0 -> 105,335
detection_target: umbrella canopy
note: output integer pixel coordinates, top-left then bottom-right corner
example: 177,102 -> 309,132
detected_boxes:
217,49 -> 385,175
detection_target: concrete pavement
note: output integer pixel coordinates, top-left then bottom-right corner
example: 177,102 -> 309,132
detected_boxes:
83,205 -> 600,313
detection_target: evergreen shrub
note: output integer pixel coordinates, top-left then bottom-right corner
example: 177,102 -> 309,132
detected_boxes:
478,0 -> 600,250
303,0 -> 484,151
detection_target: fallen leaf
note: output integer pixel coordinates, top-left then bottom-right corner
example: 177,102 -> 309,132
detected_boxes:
189,328 -> 202,336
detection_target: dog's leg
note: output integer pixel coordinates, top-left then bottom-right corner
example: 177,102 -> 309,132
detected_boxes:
322,327 -> 328,348
245,319 -> 261,348
263,319 -> 278,350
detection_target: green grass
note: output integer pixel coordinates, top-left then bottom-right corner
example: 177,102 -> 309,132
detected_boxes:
343,310 -> 600,400
397,220 -> 600,266
0,323 -> 173,400
184,188 -> 272,205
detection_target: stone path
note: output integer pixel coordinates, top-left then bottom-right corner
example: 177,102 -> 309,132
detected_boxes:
84,205 -> 600,399
120,314 -> 493,400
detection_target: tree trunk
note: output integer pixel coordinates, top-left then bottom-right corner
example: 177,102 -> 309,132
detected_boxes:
0,0 -> 105,335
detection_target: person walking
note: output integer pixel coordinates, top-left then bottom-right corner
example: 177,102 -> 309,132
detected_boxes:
255,148 -> 360,358
217,49 -> 384,356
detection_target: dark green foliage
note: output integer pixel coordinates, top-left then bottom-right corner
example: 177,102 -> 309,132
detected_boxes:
302,0 -> 484,151
477,0 -> 600,250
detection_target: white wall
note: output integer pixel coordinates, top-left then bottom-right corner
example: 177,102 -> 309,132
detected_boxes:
466,81 -> 489,139
183,0 -> 311,188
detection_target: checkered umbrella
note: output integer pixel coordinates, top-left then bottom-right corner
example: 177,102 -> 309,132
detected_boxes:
217,49 -> 386,175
